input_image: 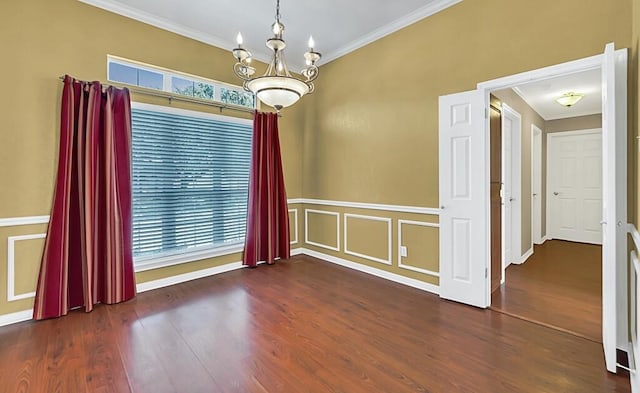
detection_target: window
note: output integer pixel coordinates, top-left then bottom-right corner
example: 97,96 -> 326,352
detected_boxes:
131,103 -> 252,268
107,56 -> 256,109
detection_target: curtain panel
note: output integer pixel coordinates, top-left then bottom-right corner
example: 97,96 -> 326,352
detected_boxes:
243,111 -> 290,267
33,75 -> 136,320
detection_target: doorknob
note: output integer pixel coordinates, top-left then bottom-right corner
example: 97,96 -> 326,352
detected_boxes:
553,192 -> 559,196
440,206 -> 445,210
509,198 -> 515,202
532,193 -> 538,196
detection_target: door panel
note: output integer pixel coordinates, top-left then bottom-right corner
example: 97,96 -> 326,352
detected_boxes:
439,90 -> 488,308
548,131 -> 602,244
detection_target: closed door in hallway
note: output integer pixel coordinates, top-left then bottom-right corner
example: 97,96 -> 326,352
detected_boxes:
547,129 -> 602,244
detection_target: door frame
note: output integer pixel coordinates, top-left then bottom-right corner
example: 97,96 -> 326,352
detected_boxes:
531,124 -> 543,244
546,128 -> 603,245
500,103 -> 522,281
475,49 -> 627,354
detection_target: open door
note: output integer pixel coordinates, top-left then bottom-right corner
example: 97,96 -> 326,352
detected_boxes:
439,90 -> 488,308
601,42 -> 627,373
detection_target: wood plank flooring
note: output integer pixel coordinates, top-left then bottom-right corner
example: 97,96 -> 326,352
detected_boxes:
0,254 -> 629,392
491,240 -> 602,343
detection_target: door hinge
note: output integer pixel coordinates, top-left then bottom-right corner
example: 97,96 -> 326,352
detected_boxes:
485,268 -> 488,278
485,108 -> 488,119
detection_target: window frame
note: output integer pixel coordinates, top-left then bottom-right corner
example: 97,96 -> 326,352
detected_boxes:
130,102 -> 252,272
107,55 -> 258,110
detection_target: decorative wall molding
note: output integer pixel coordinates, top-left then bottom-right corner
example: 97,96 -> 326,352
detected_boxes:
321,0 -> 463,65
343,213 -> 392,265
397,219 -> 440,277
288,198 -> 440,215
0,215 -> 49,227
288,209 -> 299,245
304,209 -> 340,252
7,233 -> 46,302
300,248 -> 439,295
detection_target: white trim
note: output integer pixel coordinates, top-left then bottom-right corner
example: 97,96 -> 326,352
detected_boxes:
397,220 -> 440,277
131,102 -> 252,125
531,124 -> 543,245
291,198 -> 440,215
136,260 -> 245,293
343,213 -> 392,265
134,243 -> 244,272
78,0 -> 270,65
300,248 -> 439,295
304,209 -> 340,252
630,224 -> 640,252
515,247 -> 534,265
0,215 -> 49,227
477,53 -> 603,91
287,199 -> 304,205
0,310 -> 32,327
322,0 -> 462,65
289,209 -> 299,245
7,233 -> 46,302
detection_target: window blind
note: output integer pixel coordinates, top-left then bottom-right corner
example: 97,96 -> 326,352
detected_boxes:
131,106 -> 252,259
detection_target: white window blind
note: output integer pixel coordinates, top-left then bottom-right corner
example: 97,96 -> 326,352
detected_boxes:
130,103 -> 252,260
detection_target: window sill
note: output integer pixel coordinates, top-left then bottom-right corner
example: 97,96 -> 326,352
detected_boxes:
134,242 -> 245,272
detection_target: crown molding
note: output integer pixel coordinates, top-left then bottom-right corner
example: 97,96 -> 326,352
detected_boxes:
78,0 -> 271,64
321,0 -> 463,65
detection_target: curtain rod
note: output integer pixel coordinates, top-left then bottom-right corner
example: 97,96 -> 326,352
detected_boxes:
58,76 -> 256,115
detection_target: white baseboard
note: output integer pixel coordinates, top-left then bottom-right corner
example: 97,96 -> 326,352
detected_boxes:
514,247 -> 534,265
298,248 -> 439,295
0,309 -> 32,327
0,246 -> 436,327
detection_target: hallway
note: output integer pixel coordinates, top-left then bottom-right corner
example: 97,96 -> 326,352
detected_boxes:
491,240 -> 602,342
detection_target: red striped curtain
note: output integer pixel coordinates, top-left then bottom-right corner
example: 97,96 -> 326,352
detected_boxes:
33,75 -> 136,320
243,111 -> 290,267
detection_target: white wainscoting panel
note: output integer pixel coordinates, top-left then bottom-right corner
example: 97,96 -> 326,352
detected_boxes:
7,233 -> 46,302
304,209 -> 340,252
397,219 -> 440,277
343,213 -> 392,265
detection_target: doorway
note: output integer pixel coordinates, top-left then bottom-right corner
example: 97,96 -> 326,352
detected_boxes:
438,43 -> 627,373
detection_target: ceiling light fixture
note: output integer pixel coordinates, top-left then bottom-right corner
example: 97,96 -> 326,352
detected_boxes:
232,0 -> 321,111
555,92 -> 585,107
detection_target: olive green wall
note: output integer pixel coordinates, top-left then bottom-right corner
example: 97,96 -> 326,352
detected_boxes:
546,114 -> 602,133
299,0 -> 632,281
0,0 -> 638,320
0,0 -> 305,317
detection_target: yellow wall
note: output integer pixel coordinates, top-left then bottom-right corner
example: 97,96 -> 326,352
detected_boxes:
300,0 -> 632,282
0,0 -> 638,318
0,0 -> 305,316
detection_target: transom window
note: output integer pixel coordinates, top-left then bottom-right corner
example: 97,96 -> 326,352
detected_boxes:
108,56 -> 256,109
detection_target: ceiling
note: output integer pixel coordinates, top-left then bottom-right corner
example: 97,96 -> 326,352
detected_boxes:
80,0 -> 461,71
513,69 -> 602,121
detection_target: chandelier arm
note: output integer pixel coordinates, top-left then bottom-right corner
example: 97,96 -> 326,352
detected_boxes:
233,63 -> 252,81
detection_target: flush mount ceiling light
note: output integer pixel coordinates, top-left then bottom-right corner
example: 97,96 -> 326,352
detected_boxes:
232,0 -> 321,111
555,92 -> 585,107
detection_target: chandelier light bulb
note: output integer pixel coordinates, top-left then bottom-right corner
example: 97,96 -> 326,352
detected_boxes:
308,36 -> 315,49
236,32 -> 243,46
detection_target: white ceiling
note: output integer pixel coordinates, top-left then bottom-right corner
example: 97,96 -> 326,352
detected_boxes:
80,0 -> 461,71
513,69 -> 602,121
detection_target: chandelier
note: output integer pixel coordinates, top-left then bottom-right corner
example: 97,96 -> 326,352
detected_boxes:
232,0 -> 321,111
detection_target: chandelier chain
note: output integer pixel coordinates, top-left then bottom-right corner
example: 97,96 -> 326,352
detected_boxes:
275,0 -> 281,23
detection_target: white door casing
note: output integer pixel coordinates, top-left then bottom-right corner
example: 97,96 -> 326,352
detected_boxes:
531,125 -> 543,244
601,43 -> 627,373
547,129 -> 603,245
438,89 -> 488,308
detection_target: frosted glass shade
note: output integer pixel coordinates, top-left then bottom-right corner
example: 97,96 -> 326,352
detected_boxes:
246,76 -> 310,109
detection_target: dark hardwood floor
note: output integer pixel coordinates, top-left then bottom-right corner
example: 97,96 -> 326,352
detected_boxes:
491,240 -> 602,343
0,254 -> 629,392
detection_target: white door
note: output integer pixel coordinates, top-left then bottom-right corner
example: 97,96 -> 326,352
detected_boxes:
531,125 -> 543,244
547,130 -> 603,245
501,104 -> 522,271
501,109 -> 513,271
601,43 -> 627,373
438,90 -> 488,308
